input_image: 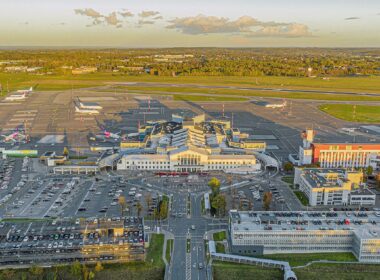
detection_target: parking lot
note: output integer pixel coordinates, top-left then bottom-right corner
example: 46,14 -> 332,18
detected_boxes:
0,217 -> 145,266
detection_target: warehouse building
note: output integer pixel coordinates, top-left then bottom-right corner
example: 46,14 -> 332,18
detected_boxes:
229,210 -> 380,263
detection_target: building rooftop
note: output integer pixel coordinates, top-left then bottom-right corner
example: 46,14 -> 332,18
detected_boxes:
302,168 -> 347,188
230,211 -> 380,239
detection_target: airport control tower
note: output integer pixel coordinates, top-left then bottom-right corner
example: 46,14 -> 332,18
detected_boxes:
299,129 -> 315,165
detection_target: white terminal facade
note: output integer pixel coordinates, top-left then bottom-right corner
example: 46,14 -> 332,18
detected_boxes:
229,210 -> 380,263
294,168 -> 376,206
294,129 -> 380,169
117,114 -> 264,173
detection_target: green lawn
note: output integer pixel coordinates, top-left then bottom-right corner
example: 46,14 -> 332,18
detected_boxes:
213,261 -> 283,280
294,263 -> 380,280
294,191 -> 309,206
319,104 -> 380,123
2,72 -> 380,101
187,239 -> 191,253
281,176 -> 294,185
262,252 -> 357,267
212,261 -> 380,280
213,231 -> 227,242
146,234 -> 165,267
216,243 -> 226,253
165,239 -> 174,264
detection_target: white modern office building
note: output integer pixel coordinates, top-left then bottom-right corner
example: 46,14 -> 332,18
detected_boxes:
294,168 -> 375,206
229,211 -> 380,263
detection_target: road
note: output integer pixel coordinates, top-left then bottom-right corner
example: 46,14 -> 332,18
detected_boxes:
154,191 -> 227,280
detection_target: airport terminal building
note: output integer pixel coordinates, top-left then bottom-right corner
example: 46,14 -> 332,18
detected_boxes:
116,115 -> 263,173
229,210 -> 380,263
295,129 -> 380,168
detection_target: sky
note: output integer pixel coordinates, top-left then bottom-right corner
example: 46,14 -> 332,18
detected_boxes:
0,0 -> 379,48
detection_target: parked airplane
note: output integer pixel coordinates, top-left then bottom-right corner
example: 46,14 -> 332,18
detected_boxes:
5,93 -> 26,101
75,106 -> 99,115
265,101 -> 287,108
16,87 -> 33,94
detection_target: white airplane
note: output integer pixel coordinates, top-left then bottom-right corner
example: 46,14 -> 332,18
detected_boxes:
341,128 -> 357,134
16,87 -> 33,94
75,106 -> 99,115
5,93 -> 26,101
265,101 -> 287,108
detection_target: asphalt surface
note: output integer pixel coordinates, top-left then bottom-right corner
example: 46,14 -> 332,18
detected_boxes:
113,82 -> 380,97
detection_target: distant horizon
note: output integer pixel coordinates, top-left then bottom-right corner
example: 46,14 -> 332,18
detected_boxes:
1,46 -> 380,50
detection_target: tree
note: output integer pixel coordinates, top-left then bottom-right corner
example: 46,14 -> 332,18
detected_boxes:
263,192 -> 272,211
82,264 -> 89,280
145,193 -> 152,209
211,194 -> 226,217
63,146 -> 69,157
366,166 -> 374,176
94,261 -> 104,272
89,271 -> 95,280
29,265 -> 43,277
283,162 -> 294,173
1,269 -> 15,280
70,261 -> 82,278
118,195 -> 126,216
159,199 -> 168,219
208,177 -> 221,195
136,201 -> 143,217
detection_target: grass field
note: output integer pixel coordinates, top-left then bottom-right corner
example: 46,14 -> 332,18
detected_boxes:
294,263 -> 380,280
216,243 -> 226,253
294,191 -> 309,206
319,104 -> 380,123
213,231 -> 227,242
213,261 -> 283,280
146,234 -> 165,267
213,261 -> 380,280
1,73 -> 380,100
262,252 -> 357,267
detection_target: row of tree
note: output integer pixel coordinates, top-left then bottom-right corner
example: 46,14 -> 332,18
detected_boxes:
1,48 -> 379,77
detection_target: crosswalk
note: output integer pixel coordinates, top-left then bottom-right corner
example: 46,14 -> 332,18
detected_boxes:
185,253 -> 191,280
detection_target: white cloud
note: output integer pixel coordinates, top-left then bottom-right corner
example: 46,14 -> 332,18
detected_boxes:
119,10 -> 134,18
139,11 -> 160,18
167,15 -> 311,37
104,12 -> 122,26
74,8 -> 102,19
138,20 -> 155,25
